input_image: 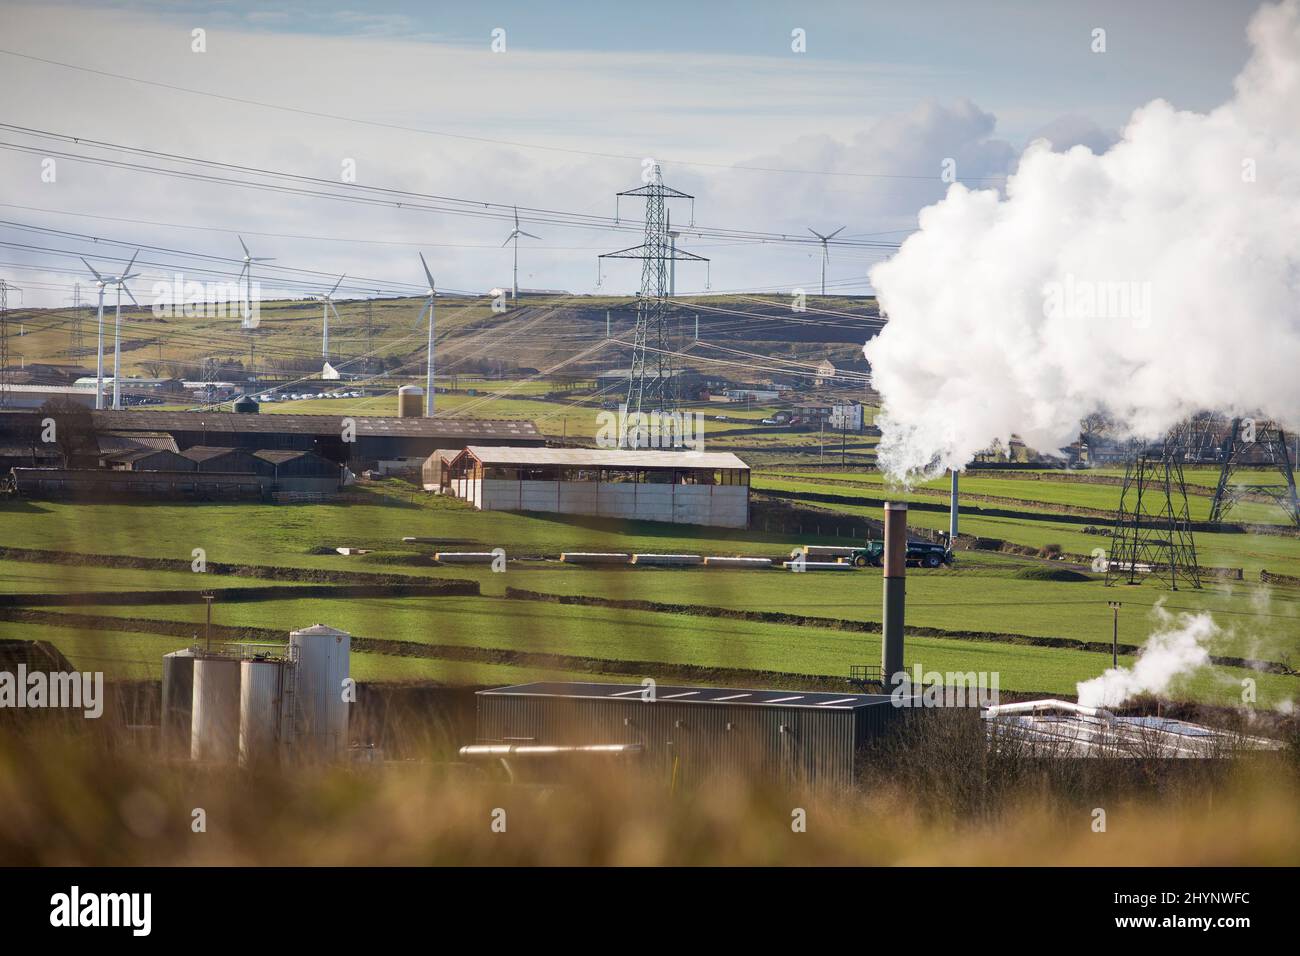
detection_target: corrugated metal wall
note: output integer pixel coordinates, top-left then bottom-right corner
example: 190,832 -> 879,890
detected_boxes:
478,694 -> 907,789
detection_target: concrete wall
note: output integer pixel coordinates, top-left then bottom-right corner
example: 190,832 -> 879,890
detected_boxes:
455,477 -> 748,528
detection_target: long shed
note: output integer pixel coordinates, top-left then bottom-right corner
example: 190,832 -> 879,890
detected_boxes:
474,681 -> 921,789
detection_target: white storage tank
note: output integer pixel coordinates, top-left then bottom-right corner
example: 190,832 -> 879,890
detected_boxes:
161,649 -> 196,757
191,657 -> 241,763
289,624 -> 351,759
239,658 -> 287,766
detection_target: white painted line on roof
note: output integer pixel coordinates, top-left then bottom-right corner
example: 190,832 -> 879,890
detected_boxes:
609,688 -> 647,697
711,693 -> 752,701
817,698 -> 859,706
766,696 -> 804,703
661,691 -> 700,699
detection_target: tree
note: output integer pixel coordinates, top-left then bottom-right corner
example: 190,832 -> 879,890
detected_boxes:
38,397 -> 96,467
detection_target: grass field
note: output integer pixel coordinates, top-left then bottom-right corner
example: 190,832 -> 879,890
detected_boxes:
3,468 -> 1299,708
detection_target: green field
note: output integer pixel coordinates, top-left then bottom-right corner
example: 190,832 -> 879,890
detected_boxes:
3,469 -> 1299,707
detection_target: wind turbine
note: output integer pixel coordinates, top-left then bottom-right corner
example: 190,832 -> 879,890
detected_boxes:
236,235 -> 273,330
414,253 -> 436,416
807,226 -> 845,296
80,251 -> 140,410
313,274 -> 346,360
502,207 -> 541,301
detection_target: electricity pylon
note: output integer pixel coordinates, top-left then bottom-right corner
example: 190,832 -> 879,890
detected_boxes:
598,164 -> 708,424
1106,430 -> 1201,590
1208,417 -> 1300,528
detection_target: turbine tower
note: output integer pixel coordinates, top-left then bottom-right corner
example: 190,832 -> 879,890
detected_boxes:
237,236 -> 273,371
80,252 -> 140,410
598,164 -> 708,424
314,274 -> 346,361
414,253 -> 437,416
807,227 -> 844,297
502,207 -> 541,301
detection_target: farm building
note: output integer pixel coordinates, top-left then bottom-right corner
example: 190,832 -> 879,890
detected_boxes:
0,384 -> 98,409
252,449 -> 344,495
420,448 -> 467,492
445,446 -> 751,528
465,681 -> 925,789
0,407 -> 543,471
103,448 -> 196,472
181,446 -> 277,475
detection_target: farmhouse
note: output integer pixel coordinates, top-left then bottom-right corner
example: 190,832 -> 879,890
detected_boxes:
444,445 -> 751,528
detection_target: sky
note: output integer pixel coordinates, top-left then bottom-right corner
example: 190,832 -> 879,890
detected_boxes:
0,0 -> 1263,308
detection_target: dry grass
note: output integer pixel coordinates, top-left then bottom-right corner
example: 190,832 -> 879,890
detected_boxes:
1,707 -> 1297,866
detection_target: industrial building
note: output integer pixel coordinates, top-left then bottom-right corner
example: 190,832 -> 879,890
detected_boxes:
161,624 -> 352,765
983,699 -> 1284,758
466,681 -> 922,789
444,445 -> 751,528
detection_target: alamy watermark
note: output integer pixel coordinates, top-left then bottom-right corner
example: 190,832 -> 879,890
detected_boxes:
0,667 -> 104,718
889,664 -> 1000,708
1042,273 -> 1152,328
595,404 -> 705,452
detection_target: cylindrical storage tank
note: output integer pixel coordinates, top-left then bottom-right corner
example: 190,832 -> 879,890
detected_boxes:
191,658 -> 241,763
160,649 -> 196,757
239,659 -> 286,766
289,625 -> 351,759
397,385 -> 424,418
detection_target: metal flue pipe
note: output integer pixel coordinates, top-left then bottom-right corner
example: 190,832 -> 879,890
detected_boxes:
881,501 -> 907,688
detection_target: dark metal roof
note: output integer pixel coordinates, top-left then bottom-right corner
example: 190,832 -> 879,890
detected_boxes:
179,445 -> 250,462
253,449 -> 329,465
87,409 -> 541,440
480,681 -> 895,710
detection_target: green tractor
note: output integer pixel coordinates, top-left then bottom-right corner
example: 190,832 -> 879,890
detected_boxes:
847,538 -> 953,569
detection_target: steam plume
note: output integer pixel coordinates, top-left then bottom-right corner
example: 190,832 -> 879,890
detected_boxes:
865,0 -> 1300,480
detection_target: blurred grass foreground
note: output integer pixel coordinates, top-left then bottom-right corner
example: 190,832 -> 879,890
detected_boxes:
1,699 -> 1297,866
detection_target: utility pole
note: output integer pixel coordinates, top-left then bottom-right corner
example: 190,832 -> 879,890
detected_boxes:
0,279 -> 22,409
71,282 -> 85,355
202,591 -> 216,653
1108,601 -> 1122,668
949,469 -> 960,545
598,165 -> 708,425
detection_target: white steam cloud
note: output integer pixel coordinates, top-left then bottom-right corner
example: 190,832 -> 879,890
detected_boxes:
1076,603 -> 1217,709
864,0 -> 1300,480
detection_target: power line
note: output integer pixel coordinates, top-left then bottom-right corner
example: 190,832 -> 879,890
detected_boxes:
0,50 -> 1008,184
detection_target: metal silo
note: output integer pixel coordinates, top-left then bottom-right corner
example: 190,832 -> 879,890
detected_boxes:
239,658 -> 287,766
161,649 -> 196,757
397,385 -> 424,418
191,657 -> 241,763
288,624 -> 351,759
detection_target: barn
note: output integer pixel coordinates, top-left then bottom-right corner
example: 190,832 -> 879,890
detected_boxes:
445,446 -> 751,528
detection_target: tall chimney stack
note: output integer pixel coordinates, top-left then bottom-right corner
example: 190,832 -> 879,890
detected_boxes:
881,502 -> 907,688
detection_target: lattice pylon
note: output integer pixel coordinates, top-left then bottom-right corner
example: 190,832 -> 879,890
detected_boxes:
1106,435 -> 1202,590
598,165 -> 708,428
1209,417 -> 1300,528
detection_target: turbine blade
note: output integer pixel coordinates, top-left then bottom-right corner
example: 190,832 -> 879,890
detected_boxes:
519,231 -> 542,240
419,252 -> 436,291
80,257 -> 104,281
807,227 -> 822,240
238,235 -> 251,258
827,226 -> 846,239
502,233 -> 515,248
123,284 -> 139,307
328,273 -> 346,297
513,206 -> 520,230
122,248 -> 139,277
